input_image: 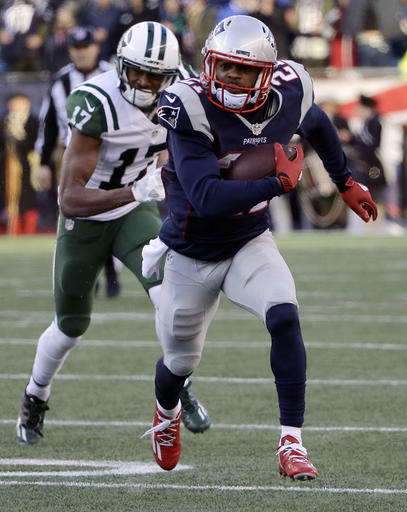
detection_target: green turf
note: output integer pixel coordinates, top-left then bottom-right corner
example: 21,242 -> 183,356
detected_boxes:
0,233 -> 406,511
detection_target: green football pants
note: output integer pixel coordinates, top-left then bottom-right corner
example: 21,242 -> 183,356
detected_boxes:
54,203 -> 164,337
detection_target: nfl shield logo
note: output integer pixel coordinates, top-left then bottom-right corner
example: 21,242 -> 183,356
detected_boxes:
251,123 -> 263,136
166,251 -> 173,265
65,218 -> 75,231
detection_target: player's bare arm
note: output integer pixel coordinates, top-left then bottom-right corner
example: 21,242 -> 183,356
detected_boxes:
59,128 -> 134,218
158,149 -> 169,167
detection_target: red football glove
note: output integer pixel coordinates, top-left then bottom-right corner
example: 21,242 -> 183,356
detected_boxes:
274,143 -> 304,193
339,177 -> 378,222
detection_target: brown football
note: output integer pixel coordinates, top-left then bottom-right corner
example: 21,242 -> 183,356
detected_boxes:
221,143 -> 297,180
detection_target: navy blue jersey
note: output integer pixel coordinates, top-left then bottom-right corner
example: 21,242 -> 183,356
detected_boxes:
157,60 -> 351,261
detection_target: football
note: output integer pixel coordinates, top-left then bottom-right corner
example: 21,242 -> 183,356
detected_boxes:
221,143 -> 297,181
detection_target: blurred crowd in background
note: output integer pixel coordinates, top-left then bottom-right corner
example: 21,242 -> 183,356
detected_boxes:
1,0 -> 407,238
1,0 -> 407,72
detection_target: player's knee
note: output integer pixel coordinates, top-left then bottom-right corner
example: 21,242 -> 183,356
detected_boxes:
57,314 -> 90,338
266,303 -> 300,337
166,353 -> 201,376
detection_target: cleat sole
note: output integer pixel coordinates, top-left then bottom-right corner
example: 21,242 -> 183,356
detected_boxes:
279,464 -> 318,481
293,473 -> 318,481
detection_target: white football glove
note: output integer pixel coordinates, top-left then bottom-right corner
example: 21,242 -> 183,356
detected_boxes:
131,167 -> 165,203
142,237 -> 169,279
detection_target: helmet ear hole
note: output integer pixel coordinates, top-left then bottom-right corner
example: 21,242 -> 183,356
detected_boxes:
116,21 -> 180,108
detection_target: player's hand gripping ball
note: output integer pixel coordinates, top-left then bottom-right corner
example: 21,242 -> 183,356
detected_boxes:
221,142 -> 303,193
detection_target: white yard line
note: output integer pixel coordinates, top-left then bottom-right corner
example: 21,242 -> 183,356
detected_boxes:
0,374 -> 406,386
10,288 -> 407,299
0,479 -> 405,495
2,310 -> 407,324
1,419 -> 407,432
0,459 -> 192,477
0,338 -> 406,350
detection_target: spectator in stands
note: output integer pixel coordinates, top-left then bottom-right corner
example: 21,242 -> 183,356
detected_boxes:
289,0 -> 335,67
215,0 -> 250,24
43,2 -> 78,72
0,0 -> 53,72
352,95 -> 386,202
391,0 -> 407,62
319,98 -> 354,149
116,0 -> 160,40
207,0 -> 228,6
325,0 -> 356,68
161,0 -> 188,44
0,93 -> 40,234
342,0 -> 404,66
77,0 -> 123,62
251,0 -> 296,60
183,0 -> 218,71
161,0 -> 194,63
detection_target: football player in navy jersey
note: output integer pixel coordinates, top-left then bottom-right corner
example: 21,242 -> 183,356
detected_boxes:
16,21 -> 210,446
142,15 -> 378,477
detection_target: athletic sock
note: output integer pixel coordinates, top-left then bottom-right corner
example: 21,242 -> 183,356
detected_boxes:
280,425 -> 302,445
157,399 -> 181,418
155,357 -> 188,410
26,377 -> 51,402
26,319 -> 80,401
266,303 -> 306,427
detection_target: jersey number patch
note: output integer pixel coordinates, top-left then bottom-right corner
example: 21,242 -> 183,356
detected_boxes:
100,143 -> 166,190
271,64 -> 298,87
68,105 -> 92,129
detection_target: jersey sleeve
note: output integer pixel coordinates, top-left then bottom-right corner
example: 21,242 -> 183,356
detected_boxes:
298,103 -> 351,186
274,60 -> 351,186
158,80 -> 214,142
66,88 -> 108,138
279,60 -> 314,127
165,129 -> 283,217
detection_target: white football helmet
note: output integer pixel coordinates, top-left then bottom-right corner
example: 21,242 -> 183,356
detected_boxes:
116,21 -> 181,109
201,15 -> 277,113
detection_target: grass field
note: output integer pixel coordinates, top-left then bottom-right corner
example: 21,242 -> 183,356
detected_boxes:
0,233 -> 406,512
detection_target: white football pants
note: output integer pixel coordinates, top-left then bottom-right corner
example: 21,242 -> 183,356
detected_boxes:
159,230 -> 298,376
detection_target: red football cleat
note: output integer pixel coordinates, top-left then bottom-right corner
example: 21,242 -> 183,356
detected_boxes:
142,404 -> 182,471
277,435 -> 319,481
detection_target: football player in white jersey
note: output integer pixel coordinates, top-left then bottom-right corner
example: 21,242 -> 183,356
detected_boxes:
16,21 -> 210,445
35,26 -> 119,298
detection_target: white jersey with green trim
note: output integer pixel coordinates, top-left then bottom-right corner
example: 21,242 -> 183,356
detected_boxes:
66,69 -> 168,221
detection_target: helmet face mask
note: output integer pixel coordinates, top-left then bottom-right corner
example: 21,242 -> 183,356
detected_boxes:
116,22 -> 181,110
201,15 -> 277,114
